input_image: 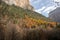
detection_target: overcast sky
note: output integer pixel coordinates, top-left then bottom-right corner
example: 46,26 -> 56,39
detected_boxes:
29,0 -> 60,17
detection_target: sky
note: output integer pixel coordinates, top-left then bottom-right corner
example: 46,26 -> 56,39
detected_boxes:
29,0 -> 60,17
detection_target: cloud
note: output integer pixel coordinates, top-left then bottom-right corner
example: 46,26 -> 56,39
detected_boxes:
30,0 -> 41,3
38,6 -> 46,11
29,0 -> 59,17
43,6 -> 56,13
54,0 -> 60,2
35,5 -> 56,14
35,6 -> 46,13
33,0 -> 41,4
34,5 -> 56,17
34,6 -> 49,17
29,0 -> 35,2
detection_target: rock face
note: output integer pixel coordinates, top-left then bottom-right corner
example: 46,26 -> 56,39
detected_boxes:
49,7 -> 60,22
2,0 -> 34,10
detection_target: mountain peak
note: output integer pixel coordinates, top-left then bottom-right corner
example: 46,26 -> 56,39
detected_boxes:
49,7 -> 60,22
2,0 -> 34,10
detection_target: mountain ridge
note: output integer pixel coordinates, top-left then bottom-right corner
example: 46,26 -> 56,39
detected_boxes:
49,7 -> 60,22
2,0 -> 34,10
0,1 -> 54,29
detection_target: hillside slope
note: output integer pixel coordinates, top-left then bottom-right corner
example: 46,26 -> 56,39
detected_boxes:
0,1 -> 50,21
1,1 -> 60,40
0,1 -> 54,29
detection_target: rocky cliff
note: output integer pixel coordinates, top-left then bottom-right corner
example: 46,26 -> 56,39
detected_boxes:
49,7 -> 60,22
2,0 -> 34,10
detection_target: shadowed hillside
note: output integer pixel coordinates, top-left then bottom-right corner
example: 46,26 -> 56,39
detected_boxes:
49,7 -> 60,22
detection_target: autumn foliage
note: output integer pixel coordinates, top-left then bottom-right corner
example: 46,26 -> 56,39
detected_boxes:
16,15 -> 60,30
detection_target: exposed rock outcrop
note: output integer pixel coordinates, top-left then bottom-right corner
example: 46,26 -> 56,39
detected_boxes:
2,0 -> 34,10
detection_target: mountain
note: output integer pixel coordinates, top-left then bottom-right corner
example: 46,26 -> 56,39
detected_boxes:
49,7 -> 60,22
0,0 -> 50,21
0,1 -> 60,40
0,1 -> 53,29
2,0 -> 34,10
